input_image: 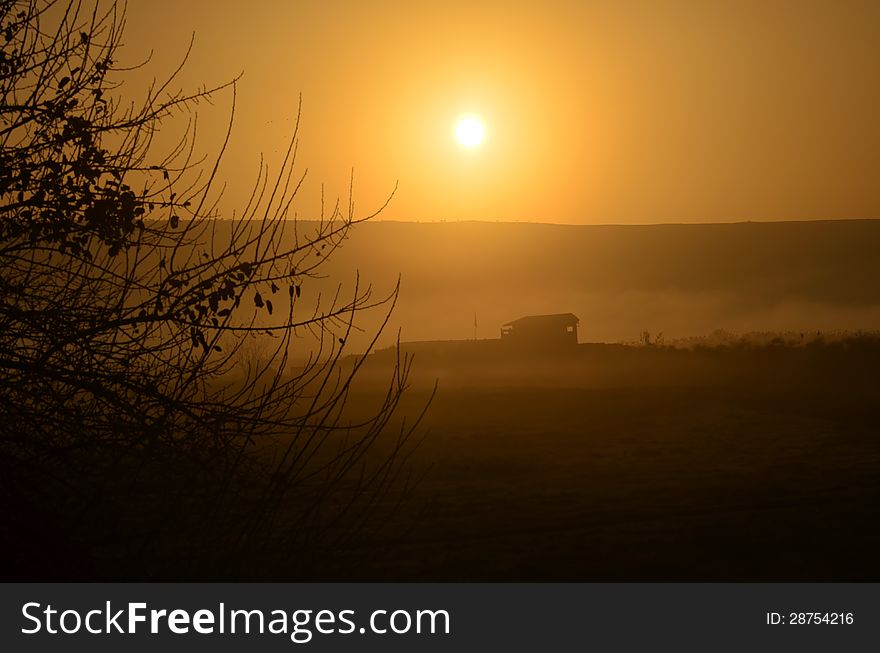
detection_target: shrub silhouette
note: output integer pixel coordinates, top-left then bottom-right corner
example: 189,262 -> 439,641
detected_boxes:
0,0 -> 424,579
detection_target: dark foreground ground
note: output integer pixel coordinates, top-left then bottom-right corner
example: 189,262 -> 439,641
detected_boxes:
335,340 -> 880,581
4,339 -> 878,581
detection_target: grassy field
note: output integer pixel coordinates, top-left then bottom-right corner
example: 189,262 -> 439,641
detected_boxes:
335,341 -> 880,581
7,339 -> 877,581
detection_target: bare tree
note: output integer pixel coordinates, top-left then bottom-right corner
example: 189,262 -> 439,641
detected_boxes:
0,0 -> 426,579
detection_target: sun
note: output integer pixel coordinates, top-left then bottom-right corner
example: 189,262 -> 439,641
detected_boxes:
454,116 -> 486,149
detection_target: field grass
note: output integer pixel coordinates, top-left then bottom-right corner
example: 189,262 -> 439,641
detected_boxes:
6,339 -> 877,581
334,342 -> 880,581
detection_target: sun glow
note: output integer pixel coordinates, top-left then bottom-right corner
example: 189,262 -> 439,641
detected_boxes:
454,116 -> 486,149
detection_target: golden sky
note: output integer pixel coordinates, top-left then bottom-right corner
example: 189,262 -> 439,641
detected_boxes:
123,0 -> 880,224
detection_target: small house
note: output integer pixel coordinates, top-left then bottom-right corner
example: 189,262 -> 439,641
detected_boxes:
500,313 -> 579,348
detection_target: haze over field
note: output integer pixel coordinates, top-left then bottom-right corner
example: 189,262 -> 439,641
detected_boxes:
304,219 -> 880,350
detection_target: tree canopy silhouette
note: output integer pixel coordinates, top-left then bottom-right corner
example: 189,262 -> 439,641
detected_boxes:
0,0 -> 423,579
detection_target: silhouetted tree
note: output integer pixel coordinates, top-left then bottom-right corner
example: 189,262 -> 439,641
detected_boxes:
0,0 -> 423,579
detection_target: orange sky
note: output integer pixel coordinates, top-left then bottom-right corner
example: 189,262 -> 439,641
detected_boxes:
122,0 -> 880,224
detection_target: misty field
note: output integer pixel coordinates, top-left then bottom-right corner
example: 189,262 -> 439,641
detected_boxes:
336,341 -> 880,581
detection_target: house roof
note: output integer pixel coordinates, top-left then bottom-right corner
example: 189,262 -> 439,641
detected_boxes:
503,313 -> 579,327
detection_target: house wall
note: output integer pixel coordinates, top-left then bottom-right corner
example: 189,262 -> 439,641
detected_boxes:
501,321 -> 578,347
